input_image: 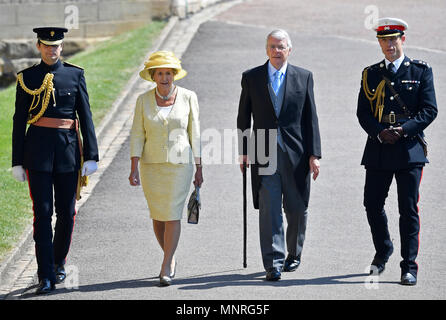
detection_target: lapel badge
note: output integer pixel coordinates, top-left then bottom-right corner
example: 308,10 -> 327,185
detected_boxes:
380,63 -> 384,68
404,61 -> 410,66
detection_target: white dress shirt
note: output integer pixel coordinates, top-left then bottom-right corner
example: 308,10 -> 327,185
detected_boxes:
385,54 -> 405,72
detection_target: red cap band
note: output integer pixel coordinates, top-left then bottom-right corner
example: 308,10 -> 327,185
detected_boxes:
376,25 -> 406,32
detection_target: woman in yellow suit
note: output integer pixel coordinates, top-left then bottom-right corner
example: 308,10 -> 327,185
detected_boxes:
128,51 -> 203,286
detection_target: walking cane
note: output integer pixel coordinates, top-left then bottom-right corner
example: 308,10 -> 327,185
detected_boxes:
243,162 -> 247,268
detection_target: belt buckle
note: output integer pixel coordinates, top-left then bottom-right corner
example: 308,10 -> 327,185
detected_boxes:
389,111 -> 396,124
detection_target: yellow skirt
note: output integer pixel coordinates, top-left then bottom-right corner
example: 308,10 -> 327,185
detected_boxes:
140,162 -> 193,221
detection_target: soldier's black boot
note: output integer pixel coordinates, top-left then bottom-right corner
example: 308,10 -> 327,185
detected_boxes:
55,265 -> 66,284
35,279 -> 55,295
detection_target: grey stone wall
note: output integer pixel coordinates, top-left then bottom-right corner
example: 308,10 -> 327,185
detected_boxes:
0,0 -> 154,85
0,0 -> 153,40
0,0 -> 224,40
0,0 -> 225,86
169,0 -> 221,18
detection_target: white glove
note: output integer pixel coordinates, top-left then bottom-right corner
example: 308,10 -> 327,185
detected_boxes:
81,160 -> 98,177
12,165 -> 27,182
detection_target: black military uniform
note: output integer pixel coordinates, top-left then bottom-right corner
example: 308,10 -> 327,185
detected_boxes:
357,18 -> 437,285
11,27 -> 99,294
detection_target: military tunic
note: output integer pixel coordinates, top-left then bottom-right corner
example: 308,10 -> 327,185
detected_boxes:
12,59 -> 99,283
12,59 -> 98,171
357,56 -> 437,170
357,55 -> 437,277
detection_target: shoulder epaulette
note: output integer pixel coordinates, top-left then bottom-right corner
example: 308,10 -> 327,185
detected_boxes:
63,61 -> 84,70
365,61 -> 384,72
16,63 -> 37,75
410,59 -> 430,68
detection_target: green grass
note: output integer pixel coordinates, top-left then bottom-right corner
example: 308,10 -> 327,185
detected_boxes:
0,20 -> 166,262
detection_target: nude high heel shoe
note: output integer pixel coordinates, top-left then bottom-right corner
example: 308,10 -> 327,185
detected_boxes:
159,275 -> 172,286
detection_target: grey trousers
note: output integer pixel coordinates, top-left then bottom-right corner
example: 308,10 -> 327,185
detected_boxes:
258,147 -> 308,271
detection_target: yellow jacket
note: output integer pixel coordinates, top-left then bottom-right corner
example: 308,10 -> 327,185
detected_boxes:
130,86 -> 201,164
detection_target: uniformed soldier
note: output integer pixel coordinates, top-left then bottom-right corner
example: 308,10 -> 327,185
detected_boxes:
357,18 -> 437,286
11,27 -> 99,294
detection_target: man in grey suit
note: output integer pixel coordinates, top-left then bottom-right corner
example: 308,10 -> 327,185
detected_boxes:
237,29 -> 321,281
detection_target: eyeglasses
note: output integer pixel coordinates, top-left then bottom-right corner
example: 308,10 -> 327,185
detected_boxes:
267,45 -> 289,51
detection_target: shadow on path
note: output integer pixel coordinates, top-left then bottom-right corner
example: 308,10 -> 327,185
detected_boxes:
16,270 -> 399,298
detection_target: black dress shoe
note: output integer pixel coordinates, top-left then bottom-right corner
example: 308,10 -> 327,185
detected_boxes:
370,258 -> 386,275
55,265 -> 66,284
283,254 -> 301,272
35,279 -> 55,295
400,273 -> 417,286
265,268 -> 281,281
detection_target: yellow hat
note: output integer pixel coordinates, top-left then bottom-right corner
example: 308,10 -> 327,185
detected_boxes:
139,51 -> 187,82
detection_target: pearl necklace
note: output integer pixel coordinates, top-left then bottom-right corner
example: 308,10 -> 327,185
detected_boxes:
156,85 -> 176,101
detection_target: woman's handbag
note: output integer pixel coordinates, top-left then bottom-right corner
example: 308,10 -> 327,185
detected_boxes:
187,186 -> 200,224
